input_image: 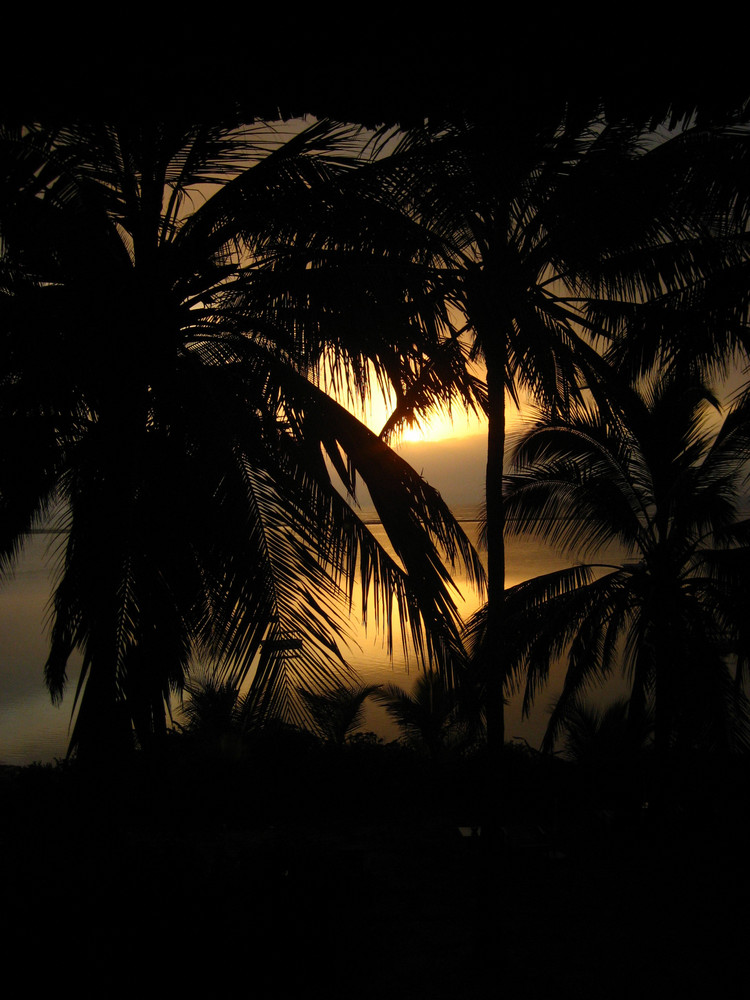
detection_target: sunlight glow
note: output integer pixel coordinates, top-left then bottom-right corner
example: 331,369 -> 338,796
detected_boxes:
335,376 -> 535,446
317,350 -> 542,450
397,409 -> 487,443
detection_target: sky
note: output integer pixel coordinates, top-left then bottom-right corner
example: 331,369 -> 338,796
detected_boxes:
393,393 -> 541,508
367,389 -> 490,508
339,360 -> 538,510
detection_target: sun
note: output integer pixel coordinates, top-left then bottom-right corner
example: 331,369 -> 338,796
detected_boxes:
399,421 -> 432,443
397,411 -> 487,444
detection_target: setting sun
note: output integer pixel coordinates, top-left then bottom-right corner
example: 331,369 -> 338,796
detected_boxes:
396,408 -> 487,444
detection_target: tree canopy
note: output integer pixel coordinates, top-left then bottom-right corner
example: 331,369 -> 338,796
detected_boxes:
499,373 -> 750,754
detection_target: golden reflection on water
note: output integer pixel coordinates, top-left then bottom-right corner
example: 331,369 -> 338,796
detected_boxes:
351,518 -> 585,748
0,519 -> 625,764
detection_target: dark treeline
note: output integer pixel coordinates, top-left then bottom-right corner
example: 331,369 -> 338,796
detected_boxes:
3,712 -> 749,996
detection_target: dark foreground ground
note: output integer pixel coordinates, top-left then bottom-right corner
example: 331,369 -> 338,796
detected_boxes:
3,736 -> 749,998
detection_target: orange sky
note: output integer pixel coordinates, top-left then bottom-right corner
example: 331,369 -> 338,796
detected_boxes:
338,364 -> 532,446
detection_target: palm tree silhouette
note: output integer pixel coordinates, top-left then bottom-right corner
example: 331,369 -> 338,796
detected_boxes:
498,371 -> 750,756
557,697 -> 652,766
298,682 -> 380,746
0,121 -> 484,755
373,671 -> 475,760
304,101 -> 750,755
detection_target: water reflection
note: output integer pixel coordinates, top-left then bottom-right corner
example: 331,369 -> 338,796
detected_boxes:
352,515 -> 578,748
0,517 -> 613,764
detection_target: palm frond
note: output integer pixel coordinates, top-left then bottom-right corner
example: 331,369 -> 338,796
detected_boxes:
297,682 -> 381,745
501,368 -> 750,754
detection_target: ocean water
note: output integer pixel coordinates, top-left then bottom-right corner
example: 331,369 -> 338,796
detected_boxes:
0,515 -> 591,765
352,511 -> 584,748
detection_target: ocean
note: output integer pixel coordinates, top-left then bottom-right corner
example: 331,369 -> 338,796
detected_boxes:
0,511 -> 597,765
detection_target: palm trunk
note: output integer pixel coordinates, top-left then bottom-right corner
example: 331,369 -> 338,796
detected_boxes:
483,344 -> 507,760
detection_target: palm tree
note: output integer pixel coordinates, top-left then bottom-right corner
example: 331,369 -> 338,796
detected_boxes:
300,103 -> 750,754
297,682 -> 380,746
180,672 -> 245,735
373,671 -> 476,760
0,120 -> 484,756
176,669 -> 249,760
499,371 -> 750,756
557,697 -> 653,767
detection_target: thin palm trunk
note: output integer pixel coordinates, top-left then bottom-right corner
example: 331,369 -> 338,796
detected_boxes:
484,345 -> 507,757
